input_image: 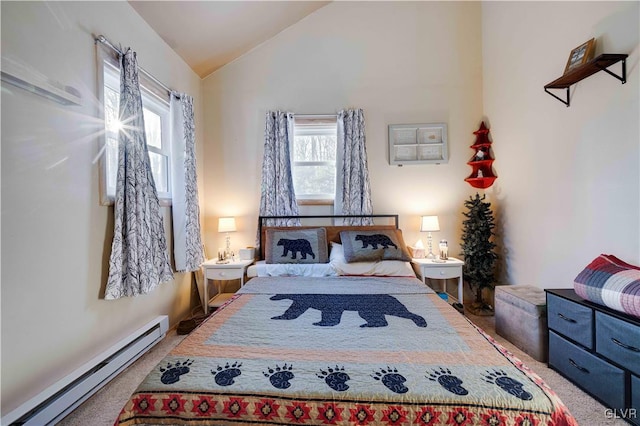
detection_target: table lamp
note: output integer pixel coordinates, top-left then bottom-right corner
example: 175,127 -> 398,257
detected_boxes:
420,215 -> 440,259
218,217 -> 236,260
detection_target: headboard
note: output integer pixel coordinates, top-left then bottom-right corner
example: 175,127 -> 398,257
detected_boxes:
257,215 -> 399,260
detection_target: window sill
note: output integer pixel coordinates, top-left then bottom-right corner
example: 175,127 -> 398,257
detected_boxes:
297,199 -> 334,206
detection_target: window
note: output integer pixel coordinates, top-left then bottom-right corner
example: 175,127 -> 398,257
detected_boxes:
99,58 -> 171,205
291,117 -> 337,204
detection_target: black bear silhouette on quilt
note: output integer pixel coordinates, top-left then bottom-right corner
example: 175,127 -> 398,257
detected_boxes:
270,294 -> 427,328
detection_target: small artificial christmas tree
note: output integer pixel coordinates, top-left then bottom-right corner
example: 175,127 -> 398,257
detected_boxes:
461,193 -> 498,315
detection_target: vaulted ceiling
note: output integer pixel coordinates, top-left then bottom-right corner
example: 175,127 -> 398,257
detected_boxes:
129,1 -> 330,78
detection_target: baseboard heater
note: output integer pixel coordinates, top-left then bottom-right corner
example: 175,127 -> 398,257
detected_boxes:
2,315 -> 169,426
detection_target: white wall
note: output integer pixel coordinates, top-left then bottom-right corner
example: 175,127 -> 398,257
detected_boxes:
1,1 -> 203,414
202,1 -> 484,260
482,1 -> 639,287
202,0 -> 638,292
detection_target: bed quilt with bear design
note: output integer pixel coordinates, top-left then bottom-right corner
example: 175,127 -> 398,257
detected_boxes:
116,276 -> 577,425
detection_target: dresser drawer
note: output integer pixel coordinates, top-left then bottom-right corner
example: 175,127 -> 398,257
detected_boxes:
547,293 -> 593,349
596,312 -> 640,376
206,268 -> 244,281
549,331 -> 625,409
632,375 -> 640,426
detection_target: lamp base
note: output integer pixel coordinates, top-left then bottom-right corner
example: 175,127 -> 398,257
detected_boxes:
224,234 -> 232,260
426,233 -> 435,259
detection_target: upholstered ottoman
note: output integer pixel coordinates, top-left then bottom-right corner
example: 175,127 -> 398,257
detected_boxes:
495,285 -> 548,362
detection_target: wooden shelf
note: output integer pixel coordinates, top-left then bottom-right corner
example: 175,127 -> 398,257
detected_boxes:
544,53 -> 628,107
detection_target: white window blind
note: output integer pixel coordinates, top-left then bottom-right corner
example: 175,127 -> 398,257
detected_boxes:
291,116 -> 337,203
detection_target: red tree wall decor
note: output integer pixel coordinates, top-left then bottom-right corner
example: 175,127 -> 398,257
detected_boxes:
464,121 -> 497,189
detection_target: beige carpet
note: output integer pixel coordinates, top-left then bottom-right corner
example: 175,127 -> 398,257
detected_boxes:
469,314 -> 627,426
59,313 -> 627,426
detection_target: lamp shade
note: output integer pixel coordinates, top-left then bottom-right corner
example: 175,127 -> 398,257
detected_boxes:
218,217 -> 237,233
420,215 -> 440,232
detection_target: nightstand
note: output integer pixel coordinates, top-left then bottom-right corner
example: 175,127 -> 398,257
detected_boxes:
201,258 -> 254,312
412,257 -> 464,304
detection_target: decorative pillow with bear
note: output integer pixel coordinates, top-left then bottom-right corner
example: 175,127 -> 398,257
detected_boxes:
265,228 -> 329,264
339,229 -> 411,263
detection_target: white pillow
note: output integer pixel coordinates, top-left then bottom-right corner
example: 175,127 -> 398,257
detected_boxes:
329,242 -> 416,277
251,261 -> 338,277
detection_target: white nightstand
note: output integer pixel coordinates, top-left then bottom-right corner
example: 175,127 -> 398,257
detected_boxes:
412,257 -> 464,304
201,258 -> 254,312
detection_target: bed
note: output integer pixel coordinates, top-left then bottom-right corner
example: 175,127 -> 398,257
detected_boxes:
116,215 -> 577,425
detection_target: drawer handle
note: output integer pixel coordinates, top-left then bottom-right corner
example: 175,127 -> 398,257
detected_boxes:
569,358 -> 590,374
611,338 -> 640,352
557,313 -> 577,323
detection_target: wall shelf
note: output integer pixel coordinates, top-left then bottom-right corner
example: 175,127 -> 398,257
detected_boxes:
465,176 -> 498,189
464,122 -> 497,189
388,123 -> 448,166
544,53 -> 628,107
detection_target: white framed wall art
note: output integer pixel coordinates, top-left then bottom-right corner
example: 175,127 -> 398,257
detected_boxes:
388,122 -> 448,166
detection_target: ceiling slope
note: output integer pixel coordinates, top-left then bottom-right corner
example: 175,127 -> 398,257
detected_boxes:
129,1 -> 330,78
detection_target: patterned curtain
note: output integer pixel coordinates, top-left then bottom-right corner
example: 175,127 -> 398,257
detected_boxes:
105,49 -> 174,299
171,94 -> 204,272
258,111 -> 300,234
335,109 -> 374,225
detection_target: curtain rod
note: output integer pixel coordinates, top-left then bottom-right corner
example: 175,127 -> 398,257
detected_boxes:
95,34 -> 180,99
294,114 -> 337,119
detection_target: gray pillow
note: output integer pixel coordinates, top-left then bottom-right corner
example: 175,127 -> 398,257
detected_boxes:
265,228 -> 329,264
340,229 -> 412,263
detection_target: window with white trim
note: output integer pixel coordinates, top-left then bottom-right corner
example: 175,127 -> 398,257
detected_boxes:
99,56 -> 172,205
291,117 -> 337,204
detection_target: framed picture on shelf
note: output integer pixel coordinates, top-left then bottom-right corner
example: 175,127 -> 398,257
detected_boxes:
564,38 -> 596,74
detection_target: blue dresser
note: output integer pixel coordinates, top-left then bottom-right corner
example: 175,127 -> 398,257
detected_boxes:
546,289 -> 640,425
